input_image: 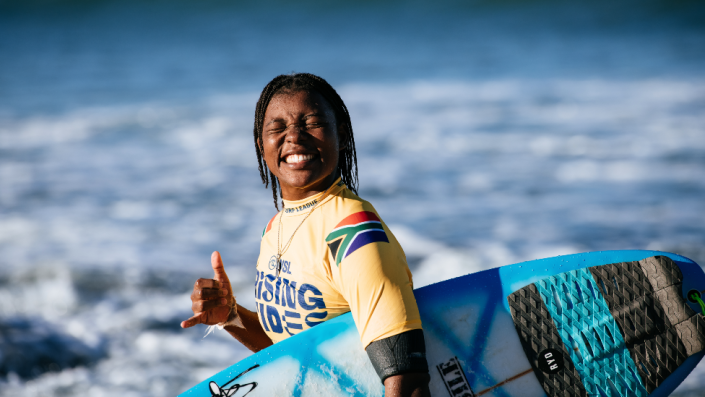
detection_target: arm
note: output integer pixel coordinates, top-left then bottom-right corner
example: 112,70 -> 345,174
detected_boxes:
384,373 -> 431,397
329,212 -> 429,394
366,329 -> 431,397
223,305 -> 272,353
181,251 -> 272,353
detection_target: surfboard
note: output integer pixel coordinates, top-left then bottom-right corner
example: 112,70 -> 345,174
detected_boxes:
178,250 -> 705,397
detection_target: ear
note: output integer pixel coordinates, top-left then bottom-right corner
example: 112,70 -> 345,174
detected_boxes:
337,124 -> 349,151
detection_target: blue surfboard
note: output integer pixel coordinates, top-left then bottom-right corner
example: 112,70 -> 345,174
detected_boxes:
179,250 -> 705,396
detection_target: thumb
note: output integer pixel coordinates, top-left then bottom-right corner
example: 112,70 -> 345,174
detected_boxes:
211,251 -> 231,288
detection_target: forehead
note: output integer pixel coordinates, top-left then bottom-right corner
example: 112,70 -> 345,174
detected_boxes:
264,90 -> 336,120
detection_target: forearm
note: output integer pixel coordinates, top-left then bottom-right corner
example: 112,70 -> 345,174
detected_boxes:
224,304 -> 273,353
384,373 -> 431,397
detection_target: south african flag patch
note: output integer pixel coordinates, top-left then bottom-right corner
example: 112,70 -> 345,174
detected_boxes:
325,211 -> 389,266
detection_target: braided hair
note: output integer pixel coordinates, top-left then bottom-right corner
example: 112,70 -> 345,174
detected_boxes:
253,73 -> 359,209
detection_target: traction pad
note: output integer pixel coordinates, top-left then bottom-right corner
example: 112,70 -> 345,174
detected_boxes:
508,256 -> 705,396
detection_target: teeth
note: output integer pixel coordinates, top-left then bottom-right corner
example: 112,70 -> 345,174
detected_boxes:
285,154 -> 314,164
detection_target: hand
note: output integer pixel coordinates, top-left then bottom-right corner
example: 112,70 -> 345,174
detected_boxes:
181,251 -> 234,328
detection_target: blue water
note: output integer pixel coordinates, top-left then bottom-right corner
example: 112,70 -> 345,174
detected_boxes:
1,0 -> 704,395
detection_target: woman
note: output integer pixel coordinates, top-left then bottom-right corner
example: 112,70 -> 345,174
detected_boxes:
181,73 -> 430,397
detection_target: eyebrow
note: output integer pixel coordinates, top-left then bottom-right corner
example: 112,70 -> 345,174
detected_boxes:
303,112 -> 325,120
265,118 -> 284,127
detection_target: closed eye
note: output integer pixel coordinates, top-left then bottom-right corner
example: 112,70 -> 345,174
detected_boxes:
305,122 -> 327,129
267,122 -> 327,134
266,124 -> 287,134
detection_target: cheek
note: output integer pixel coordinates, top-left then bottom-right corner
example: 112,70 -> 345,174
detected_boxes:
262,139 -> 278,164
321,132 -> 340,158
323,145 -> 340,166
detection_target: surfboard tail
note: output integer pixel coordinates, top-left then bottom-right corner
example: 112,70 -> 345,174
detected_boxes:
508,256 -> 705,396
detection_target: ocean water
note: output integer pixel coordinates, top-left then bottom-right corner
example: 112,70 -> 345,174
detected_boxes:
1,0 -> 705,395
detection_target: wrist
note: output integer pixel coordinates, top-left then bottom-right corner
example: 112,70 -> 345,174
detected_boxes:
221,301 -> 244,328
203,298 -> 243,337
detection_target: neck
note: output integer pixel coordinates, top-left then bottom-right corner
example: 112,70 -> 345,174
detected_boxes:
280,172 -> 339,202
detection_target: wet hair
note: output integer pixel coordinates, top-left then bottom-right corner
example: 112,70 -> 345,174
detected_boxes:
253,73 -> 359,209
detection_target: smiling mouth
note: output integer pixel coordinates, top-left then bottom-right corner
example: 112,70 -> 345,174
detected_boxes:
284,154 -> 316,164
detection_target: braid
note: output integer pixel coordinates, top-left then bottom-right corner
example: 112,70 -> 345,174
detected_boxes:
269,171 -> 279,207
253,73 -> 359,209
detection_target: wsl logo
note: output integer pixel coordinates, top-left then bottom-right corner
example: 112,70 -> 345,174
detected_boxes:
325,211 -> 389,266
267,255 -> 292,274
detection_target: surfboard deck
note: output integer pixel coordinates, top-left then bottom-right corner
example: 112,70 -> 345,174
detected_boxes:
178,250 -> 705,397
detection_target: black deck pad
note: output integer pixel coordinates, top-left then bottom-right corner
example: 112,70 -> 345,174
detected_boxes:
508,284 -> 587,397
508,256 -> 705,396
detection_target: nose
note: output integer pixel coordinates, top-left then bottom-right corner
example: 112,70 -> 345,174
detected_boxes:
284,123 -> 307,143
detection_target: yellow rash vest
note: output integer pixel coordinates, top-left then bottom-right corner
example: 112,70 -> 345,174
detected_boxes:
254,178 -> 422,348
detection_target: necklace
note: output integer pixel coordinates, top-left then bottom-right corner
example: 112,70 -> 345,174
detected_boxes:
275,184 -> 335,276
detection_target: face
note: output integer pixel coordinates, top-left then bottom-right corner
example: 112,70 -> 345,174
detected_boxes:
260,90 -> 345,201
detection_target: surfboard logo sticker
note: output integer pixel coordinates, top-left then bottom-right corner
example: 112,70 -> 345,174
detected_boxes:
436,357 -> 475,397
537,348 -> 564,374
208,364 -> 259,396
325,211 -> 389,266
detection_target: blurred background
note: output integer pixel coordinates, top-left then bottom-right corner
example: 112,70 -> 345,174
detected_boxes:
1,0 -> 704,395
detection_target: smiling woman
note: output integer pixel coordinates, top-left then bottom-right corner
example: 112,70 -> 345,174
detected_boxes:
181,73 -> 431,397
253,73 -> 359,208
261,90 -> 345,202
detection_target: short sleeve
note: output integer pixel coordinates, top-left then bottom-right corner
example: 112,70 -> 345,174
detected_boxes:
326,211 -> 422,348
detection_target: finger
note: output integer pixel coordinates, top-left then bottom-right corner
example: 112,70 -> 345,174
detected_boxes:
192,297 -> 229,313
211,251 -> 231,288
181,312 -> 206,328
192,287 -> 228,301
194,278 -> 220,289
